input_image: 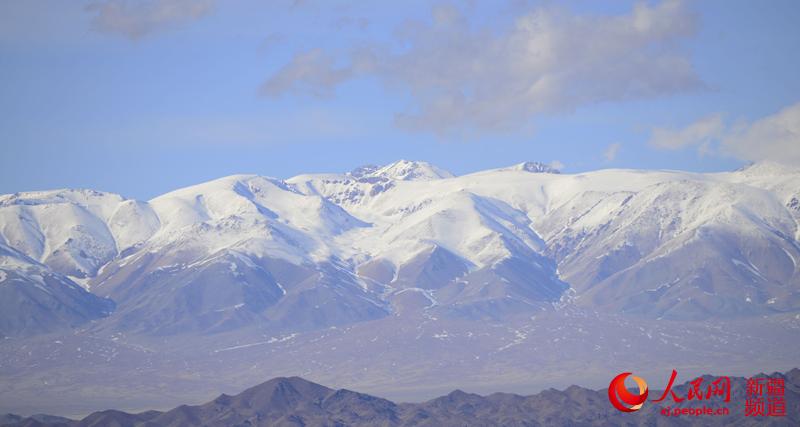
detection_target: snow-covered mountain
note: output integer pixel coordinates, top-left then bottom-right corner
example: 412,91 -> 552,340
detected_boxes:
0,242 -> 113,337
502,161 -> 562,174
1,160 -> 799,337
0,189 -> 159,286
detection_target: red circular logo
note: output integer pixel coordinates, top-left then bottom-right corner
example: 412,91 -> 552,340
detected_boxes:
608,372 -> 649,412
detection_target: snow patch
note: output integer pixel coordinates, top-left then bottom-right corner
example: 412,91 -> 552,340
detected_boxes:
395,287 -> 438,308
732,258 -> 766,281
433,331 -> 449,339
212,333 -> 297,353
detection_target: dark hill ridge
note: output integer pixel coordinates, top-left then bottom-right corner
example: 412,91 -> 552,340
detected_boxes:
2,369 -> 798,426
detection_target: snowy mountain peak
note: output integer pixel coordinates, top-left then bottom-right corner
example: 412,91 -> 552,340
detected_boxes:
2,160 -> 800,339
508,161 -> 562,174
348,164 -> 380,179
351,160 -> 455,181
0,188 -> 125,215
735,161 -> 800,177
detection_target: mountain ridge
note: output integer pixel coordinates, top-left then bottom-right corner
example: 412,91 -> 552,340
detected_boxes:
1,160 -> 799,336
2,369 -> 797,426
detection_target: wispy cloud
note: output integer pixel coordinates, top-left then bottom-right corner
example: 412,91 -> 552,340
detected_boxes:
723,102 -> 800,165
86,0 -> 214,40
260,49 -> 356,98
262,0 -> 703,135
604,143 -> 622,162
649,113 -> 724,151
648,101 -> 800,165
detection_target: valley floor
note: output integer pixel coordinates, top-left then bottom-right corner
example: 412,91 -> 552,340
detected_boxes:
1,307 -> 798,418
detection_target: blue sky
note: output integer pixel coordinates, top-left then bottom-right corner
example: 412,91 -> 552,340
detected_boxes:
1,0 -> 799,199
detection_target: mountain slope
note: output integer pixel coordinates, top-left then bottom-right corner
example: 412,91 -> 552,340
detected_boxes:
292,161 -> 800,320
0,189 -> 159,287
539,178 -> 800,319
90,175 -> 386,335
0,243 -> 114,337
0,161 -> 798,336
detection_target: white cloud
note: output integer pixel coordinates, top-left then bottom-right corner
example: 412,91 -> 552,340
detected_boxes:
604,143 -> 622,162
262,0 -> 703,135
649,113 -> 724,150
648,101 -> 800,166
723,102 -> 800,166
261,49 -> 354,98
550,160 -> 565,171
86,0 -> 214,40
